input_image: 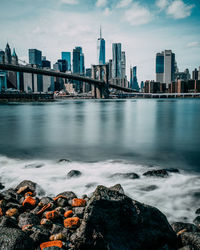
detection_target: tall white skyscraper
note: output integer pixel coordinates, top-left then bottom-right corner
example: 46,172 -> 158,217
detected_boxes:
156,50 -> 176,86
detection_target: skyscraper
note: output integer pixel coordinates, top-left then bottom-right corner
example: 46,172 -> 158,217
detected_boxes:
130,66 -> 139,90
97,26 -> 105,65
121,51 -> 126,78
156,50 -> 176,85
192,68 -> 198,80
29,49 -> 42,67
112,43 -> 122,79
61,52 -> 71,71
156,53 -> 164,83
73,47 -> 85,75
5,43 -> 12,64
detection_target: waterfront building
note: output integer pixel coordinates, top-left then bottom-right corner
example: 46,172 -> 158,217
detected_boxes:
141,81 -> 144,91
192,68 -> 198,80
156,50 -> 176,85
11,48 -> 18,65
61,52 -> 71,71
73,47 -> 81,74
29,49 -> 42,67
112,43 -> 122,79
97,26 -> 105,65
121,51 -> 126,78
108,59 -> 112,80
130,66 -> 139,90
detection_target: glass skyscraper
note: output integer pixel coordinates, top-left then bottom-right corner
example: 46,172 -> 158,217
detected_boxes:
29,49 -> 42,67
112,43 -> 122,78
97,27 -> 105,65
61,52 -> 71,71
130,66 -> 139,90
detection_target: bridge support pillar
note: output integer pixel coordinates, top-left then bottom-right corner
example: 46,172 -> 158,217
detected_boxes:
91,64 -> 109,99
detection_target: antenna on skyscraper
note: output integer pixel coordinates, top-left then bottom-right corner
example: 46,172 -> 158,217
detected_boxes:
100,25 -> 102,39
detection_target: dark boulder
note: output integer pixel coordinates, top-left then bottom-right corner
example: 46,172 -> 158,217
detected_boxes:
0,216 -> 19,229
73,207 -> 85,219
178,232 -> 200,250
193,217 -> 200,228
195,208 -> 200,215
15,180 -> 36,193
70,185 -> 177,250
18,212 -> 40,228
109,172 -> 139,179
56,198 -> 69,208
171,222 -> 200,233
1,188 -> 22,203
57,191 -> 77,201
141,185 -> 158,192
30,226 -> 50,246
58,159 -> 71,163
143,169 -> 169,178
0,183 -> 5,190
67,170 -> 82,178
0,226 -> 34,250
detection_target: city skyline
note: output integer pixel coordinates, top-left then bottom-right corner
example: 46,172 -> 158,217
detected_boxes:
0,0 -> 200,83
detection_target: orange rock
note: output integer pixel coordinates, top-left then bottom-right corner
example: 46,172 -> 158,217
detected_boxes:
64,217 -> 80,229
40,240 -> 63,250
72,198 -> 86,207
6,208 -> 18,217
37,203 -> 51,216
22,196 -> 36,207
45,210 -> 59,220
64,210 -> 73,218
24,192 -> 33,197
0,208 -> 3,216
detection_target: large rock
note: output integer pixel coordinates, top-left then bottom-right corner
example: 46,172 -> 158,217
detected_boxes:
15,180 -> 36,193
109,172 -> 139,179
70,185 -> 177,250
18,212 -> 40,228
67,170 -> 82,178
0,226 -> 34,250
143,169 -> 169,178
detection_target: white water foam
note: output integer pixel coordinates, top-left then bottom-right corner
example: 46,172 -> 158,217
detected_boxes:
0,156 -> 199,223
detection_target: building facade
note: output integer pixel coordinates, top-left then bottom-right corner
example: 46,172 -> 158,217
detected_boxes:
112,43 -> 122,79
29,49 -> 42,66
121,51 -> 126,79
156,50 -> 176,86
61,52 -> 71,71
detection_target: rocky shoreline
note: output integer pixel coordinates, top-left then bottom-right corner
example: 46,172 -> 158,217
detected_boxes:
0,177 -> 200,250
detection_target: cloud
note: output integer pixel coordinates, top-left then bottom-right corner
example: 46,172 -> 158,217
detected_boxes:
167,0 -> 194,19
116,0 -> 132,8
156,0 -> 169,10
103,7 -> 112,16
124,2 -> 153,26
96,0 -> 107,8
61,0 -> 78,4
186,41 -> 200,48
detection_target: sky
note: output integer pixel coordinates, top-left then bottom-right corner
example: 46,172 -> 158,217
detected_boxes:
0,0 -> 200,83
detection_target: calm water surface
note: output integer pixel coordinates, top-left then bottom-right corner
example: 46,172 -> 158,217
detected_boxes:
0,99 -> 200,171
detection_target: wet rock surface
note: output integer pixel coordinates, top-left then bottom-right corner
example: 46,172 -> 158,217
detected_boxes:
109,172 -> 140,179
67,170 -> 82,178
0,180 -> 199,250
143,169 -> 169,178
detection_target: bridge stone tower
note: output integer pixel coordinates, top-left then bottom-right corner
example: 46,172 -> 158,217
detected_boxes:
91,64 -> 109,99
